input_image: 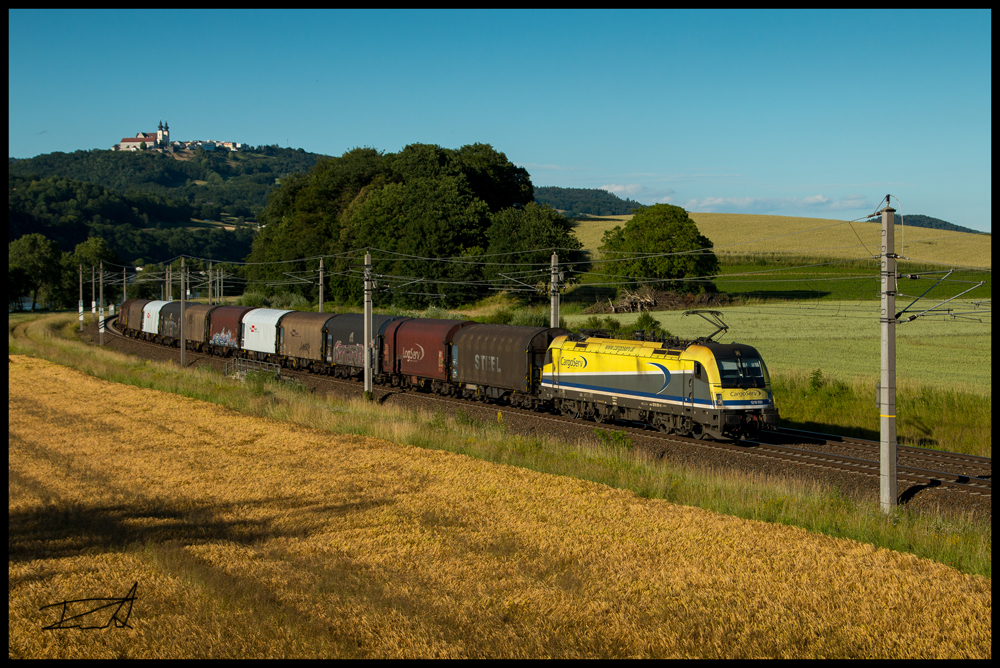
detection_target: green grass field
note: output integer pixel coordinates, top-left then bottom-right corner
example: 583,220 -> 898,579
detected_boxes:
712,255 -> 991,302
561,301 -> 991,395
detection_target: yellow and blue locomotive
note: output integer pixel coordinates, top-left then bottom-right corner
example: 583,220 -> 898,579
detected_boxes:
540,312 -> 778,440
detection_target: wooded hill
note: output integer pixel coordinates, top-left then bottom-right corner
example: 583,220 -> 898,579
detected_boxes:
8,145 -> 322,221
534,186 -> 644,217
897,214 -> 987,236
8,173 -> 253,265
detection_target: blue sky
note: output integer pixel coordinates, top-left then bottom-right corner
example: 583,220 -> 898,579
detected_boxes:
8,9 -> 992,231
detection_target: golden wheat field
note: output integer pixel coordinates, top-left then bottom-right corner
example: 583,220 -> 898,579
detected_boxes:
571,213 -> 991,268
8,355 -> 991,658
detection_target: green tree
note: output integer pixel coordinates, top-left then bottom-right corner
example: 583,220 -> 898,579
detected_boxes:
8,264 -> 31,311
454,143 -> 533,213
49,237 -> 122,308
247,143 -> 533,306
9,233 -> 62,310
598,204 -> 719,293
483,202 -> 588,288
337,176 -> 490,307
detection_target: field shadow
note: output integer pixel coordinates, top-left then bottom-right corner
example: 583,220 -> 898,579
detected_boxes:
779,419 -> 880,442
8,495 -> 394,569
563,284 -> 617,306
727,289 -> 833,301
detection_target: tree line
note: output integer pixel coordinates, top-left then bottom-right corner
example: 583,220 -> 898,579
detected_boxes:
9,143 -> 721,312
534,186 -> 645,217
8,173 -> 254,310
246,143 -> 588,308
8,146 -> 322,221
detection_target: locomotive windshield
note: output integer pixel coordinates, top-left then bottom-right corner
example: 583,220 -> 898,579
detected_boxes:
716,357 -> 766,388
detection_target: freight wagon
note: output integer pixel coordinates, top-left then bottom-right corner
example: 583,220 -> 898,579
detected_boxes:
116,303 -> 778,441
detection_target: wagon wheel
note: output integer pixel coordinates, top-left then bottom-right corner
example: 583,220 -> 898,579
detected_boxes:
561,400 -> 581,420
593,406 -> 609,424
654,415 -> 673,434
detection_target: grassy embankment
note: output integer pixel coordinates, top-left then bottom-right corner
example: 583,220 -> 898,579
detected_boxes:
9,312 -> 992,584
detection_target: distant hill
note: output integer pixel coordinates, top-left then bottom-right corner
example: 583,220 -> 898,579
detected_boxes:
9,173 -> 253,264
8,146 -> 324,221
897,214 -> 986,236
534,186 -> 644,217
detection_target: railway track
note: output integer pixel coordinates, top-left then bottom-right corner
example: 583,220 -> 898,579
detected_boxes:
765,427 -> 991,487
99,316 -> 992,499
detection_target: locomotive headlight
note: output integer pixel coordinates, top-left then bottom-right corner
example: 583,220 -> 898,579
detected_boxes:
716,393 -> 722,406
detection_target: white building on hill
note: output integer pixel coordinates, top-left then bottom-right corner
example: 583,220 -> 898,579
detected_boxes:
114,120 -> 169,151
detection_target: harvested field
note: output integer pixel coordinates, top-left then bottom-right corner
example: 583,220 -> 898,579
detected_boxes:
8,355 -> 991,658
570,212 -> 991,268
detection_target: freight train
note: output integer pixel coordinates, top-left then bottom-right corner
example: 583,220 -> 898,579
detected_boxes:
117,299 -> 779,440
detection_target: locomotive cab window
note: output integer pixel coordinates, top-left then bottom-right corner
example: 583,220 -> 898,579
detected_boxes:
716,357 -> 765,388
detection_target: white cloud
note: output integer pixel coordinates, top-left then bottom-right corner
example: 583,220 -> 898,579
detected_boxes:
600,183 -> 644,196
802,195 -> 829,205
683,194 -> 877,215
599,183 -> 675,203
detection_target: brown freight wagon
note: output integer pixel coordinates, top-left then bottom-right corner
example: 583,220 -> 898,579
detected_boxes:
206,305 -> 258,353
278,312 -> 337,366
326,313 -> 408,370
451,324 -> 569,396
158,302 -> 189,342
183,304 -> 220,350
121,299 -> 151,334
382,318 -> 473,381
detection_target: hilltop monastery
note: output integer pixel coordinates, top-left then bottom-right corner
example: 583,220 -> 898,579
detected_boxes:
112,120 -> 243,152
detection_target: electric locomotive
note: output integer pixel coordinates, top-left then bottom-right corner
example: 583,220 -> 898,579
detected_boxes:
540,311 -> 779,440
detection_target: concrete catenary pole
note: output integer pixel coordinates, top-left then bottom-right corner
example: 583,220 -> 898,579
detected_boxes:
550,251 -> 559,328
79,264 -> 84,332
208,262 -> 213,305
879,201 -> 898,513
92,265 -> 96,315
319,258 -> 324,313
123,266 -> 127,303
99,261 -> 105,346
180,257 -> 186,368
363,251 -> 373,396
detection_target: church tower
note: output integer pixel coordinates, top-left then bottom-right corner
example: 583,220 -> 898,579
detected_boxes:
157,120 -> 170,146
